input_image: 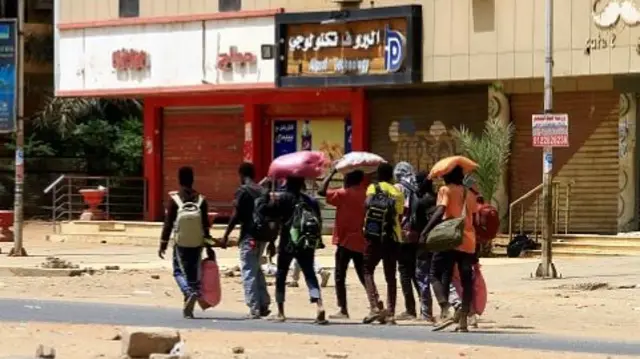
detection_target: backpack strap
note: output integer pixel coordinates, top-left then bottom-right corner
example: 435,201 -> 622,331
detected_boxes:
170,191 -> 184,208
195,194 -> 203,207
461,188 -> 468,220
374,183 -> 382,194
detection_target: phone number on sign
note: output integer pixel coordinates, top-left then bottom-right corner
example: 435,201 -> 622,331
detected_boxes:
532,135 -> 569,147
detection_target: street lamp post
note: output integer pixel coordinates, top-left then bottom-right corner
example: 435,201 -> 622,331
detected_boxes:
9,0 -> 26,257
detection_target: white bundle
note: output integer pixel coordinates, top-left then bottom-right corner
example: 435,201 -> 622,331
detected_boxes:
334,151 -> 387,174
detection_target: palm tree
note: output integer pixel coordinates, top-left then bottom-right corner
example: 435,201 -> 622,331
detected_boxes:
453,117 -> 514,256
33,96 -> 142,137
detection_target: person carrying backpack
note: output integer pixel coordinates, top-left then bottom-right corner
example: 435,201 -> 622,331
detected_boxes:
362,163 -> 405,325
393,161 -> 422,321
221,163 -> 273,319
159,166 -> 213,319
266,176 -> 327,324
412,172 -> 438,323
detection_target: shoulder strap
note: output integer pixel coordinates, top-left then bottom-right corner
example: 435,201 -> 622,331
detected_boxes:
374,183 -> 382,194
461,188 -> 468,220
170,192 -> 184,208
195,194 -> 203,207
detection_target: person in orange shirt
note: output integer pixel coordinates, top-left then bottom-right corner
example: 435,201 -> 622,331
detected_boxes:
421,165 -> 478,332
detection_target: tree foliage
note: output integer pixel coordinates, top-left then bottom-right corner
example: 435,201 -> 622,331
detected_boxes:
453,117 -> 514,203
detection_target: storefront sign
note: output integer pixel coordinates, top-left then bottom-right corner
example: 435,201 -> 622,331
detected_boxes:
217,46 -> 257,71
273,120 -> 297,158
56,17 -> 275,94
112,49 -> 150,71
584,32 -> 616,53
532,114 -> 570,147
275,5 -> 422,87
0,20 -> 17,133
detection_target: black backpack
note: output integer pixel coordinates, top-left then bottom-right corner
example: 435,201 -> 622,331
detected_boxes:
507,234 -> 538,258
242,184 -> 280,243
363,184 -> 397,242
288,197 -> 322,251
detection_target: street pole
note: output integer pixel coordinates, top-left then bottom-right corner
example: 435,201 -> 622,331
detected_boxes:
9,0 -> 26,257
536,0 -> 557,278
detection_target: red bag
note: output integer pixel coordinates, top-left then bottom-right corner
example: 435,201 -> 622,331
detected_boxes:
475,204 -> 500,244
268,151 -> 327,179
452,263 -> 488,315
198,259 -> 221,310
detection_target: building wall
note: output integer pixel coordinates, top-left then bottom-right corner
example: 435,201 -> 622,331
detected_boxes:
57,0 -> 640,83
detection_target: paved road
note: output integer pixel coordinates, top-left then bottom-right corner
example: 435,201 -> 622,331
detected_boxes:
0,299 -> 639,356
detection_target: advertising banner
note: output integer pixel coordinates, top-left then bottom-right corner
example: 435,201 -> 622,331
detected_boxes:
0,20 -> 17,133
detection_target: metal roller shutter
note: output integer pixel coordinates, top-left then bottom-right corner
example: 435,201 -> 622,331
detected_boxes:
369,88 -> 488,173
162,106 -> 244,218
509,91 -> 619,234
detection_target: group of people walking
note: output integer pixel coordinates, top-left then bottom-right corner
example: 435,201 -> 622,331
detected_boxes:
160,158 -> 487,332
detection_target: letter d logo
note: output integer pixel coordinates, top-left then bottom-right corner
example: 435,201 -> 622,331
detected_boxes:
384,26 -> 406,73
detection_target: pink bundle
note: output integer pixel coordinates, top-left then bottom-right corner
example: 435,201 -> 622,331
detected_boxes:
268,151 -> 328,179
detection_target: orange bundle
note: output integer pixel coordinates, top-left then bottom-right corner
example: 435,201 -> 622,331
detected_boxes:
428,156 -> 478,179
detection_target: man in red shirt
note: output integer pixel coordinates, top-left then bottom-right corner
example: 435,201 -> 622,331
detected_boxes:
318,168 -> 367,319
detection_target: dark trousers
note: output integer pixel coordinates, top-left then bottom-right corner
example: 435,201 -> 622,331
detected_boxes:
430,250 -> 475,313
172,246 -> 202,299
363,239 -> 398,315
275,249 -> 321,304
397,243 -> 420,315
334,245 -> 365,311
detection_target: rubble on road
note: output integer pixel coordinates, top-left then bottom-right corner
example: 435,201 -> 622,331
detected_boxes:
41,257 -> 79,269
120,327 -> 181,358
35,344 -> 55,359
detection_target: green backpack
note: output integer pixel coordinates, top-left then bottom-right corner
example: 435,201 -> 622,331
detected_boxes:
424,188 -> 467,252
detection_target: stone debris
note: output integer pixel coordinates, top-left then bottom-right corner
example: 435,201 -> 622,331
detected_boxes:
121,327 -> 180,358
232,346 -> 245,354
326,352 -> 349,359
105,265 -> 121,271
41,257 -> 79,269
555,282 -> 609,291
151,274 -> 161,280
35,344 -> 56,359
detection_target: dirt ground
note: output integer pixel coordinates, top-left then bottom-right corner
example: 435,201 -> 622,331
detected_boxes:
1,223 -> 640,346
0,322 -> 627,359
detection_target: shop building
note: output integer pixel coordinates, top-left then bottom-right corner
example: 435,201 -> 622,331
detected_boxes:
55,0 -> 640,235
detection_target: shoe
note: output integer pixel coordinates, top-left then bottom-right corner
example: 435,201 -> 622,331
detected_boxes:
363,309 -> 384,324
260,307 -> 272,317
246,312 -> 261,320
395,311 -> 417,321
420,315 -> 437,325
384,315 -> 397,325
183,294 -> 197,319
328,311 -> 349,319
439,305 -> 453,321
468,314 -> 479,329
455,312 -> 469,332
314,310 -> 329,325
319,270 -> 331,288
274,312 -> 286,322
287,281 -> 299,288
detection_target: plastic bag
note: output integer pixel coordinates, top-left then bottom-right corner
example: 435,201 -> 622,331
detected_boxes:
429,156 -> 478,179
334,151 -> 386,174
198,259 -> 221,310
268,151 -> 327,179
452,263 -> 487,315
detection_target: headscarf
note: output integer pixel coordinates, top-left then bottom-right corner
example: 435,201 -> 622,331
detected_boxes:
393,162 -> 417,208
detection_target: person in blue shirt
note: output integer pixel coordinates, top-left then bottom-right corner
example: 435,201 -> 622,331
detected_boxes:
267,176 -> 327,324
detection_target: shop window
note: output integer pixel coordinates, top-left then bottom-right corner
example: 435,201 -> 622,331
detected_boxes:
119,0 -> 139,18
219,0 -> 241,12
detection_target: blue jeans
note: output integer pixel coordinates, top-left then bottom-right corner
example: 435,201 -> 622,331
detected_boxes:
239,239 -> 271,313
173,246 -> 202,298
415,250 -> 433,318
275,249 -> 321,304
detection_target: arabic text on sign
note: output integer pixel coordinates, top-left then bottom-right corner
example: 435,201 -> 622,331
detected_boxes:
275,123 -> 295,133
288,30 -> 381,52
217,46 -> 257,71
308,57 -> 370,75
112,49 -> 149,71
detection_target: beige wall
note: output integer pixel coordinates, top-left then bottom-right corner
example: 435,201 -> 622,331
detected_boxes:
58,0 -> 640,83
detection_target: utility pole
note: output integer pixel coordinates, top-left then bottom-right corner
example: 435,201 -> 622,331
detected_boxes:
535,0 -> 557,278
9,0 -> 26,257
